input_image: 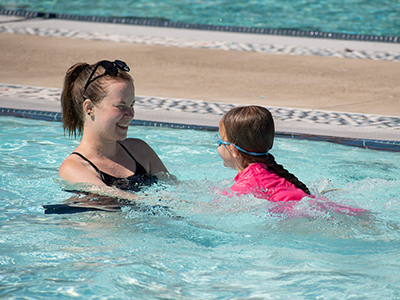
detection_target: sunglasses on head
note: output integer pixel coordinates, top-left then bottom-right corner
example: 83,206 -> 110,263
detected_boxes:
82,60 -> 130,99
214,133 -> 269,156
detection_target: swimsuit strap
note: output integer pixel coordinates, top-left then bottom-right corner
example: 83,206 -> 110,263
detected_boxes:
118,142 -> 138,164
71,152 -> 101,174
118,142 -> 148,175
71,143 -> 146,177
70,144 -> 154,191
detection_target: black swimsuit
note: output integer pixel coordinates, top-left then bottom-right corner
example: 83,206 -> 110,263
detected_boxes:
71,143 -> 157,192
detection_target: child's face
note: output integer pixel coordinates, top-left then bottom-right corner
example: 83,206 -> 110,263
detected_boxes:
217,124 -> 239,171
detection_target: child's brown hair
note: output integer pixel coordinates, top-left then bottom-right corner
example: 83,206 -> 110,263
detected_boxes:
221,105 -> 310,194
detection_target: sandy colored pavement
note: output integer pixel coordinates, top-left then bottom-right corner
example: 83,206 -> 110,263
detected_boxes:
1,32 -> 399,116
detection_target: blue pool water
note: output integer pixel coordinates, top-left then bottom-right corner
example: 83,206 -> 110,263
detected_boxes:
1,0 -> 400,37
1,116 -> 400,299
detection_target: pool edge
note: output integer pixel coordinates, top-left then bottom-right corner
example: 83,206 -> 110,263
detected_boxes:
2,107 -> 399,152
1,8 -> 399,44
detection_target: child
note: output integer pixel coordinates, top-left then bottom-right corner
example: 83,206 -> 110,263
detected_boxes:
216,105 -> 311,202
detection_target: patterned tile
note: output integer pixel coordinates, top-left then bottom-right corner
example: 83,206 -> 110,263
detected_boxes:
1,17 -> 398,132
1,105 -> 399,151
1,84 -> 399,131
1,25 -> 400,62
0,84 -> 61,102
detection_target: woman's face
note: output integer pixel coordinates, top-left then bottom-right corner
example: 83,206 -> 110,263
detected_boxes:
90,80 -> 135,141
217,122 -> 239,171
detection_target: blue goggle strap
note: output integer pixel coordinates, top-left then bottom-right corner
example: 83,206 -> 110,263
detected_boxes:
215,134 -> 269,156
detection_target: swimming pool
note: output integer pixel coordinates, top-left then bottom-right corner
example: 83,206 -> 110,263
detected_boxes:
1,0 -> 399,37
1,115 -> 400,299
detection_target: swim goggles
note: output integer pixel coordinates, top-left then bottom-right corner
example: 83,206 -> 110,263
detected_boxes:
214,133 -> 269,156
82,60 -> 130,99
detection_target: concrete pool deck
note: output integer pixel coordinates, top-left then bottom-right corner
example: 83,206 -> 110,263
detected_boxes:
0,14 -> 399,146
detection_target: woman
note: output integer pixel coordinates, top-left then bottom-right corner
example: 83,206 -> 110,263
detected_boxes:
59,59 -> 169,193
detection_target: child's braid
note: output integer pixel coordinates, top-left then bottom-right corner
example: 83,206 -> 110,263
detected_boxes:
264,154 -> 310,195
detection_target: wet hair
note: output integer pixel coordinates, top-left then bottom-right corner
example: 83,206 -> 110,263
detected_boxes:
61,61 -> 133,137
221,105 -> 310,194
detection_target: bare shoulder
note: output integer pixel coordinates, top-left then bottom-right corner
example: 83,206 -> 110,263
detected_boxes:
59,154 -> 104,185
122,138 -> 150,147
120,138 -> 168,175
121,138 -> 154,155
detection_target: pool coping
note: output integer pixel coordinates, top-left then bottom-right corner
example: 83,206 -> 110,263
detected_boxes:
1,13 -> 400,62
1,99 -> 399,152
1,13 -> 399,152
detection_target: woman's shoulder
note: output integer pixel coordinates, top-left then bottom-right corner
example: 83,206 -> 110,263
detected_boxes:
121,138 -> 150,149
119,138 -> 155,158
59,153 -> 85,171
59,152 -> 105,185
119,138 -> 168,175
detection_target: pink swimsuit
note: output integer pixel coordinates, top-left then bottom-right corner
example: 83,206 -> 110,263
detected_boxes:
224,162 -> 309,202
222,163 -> 367,216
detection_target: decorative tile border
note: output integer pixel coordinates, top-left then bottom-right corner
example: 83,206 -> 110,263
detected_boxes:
1,10 -> 398,150
1,24 -> 399,62
1,107 -> 399,152
0,107 -> 62,122
0,84 -> 61,102
277,132 -> 400,152
1,83 -> 399,131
